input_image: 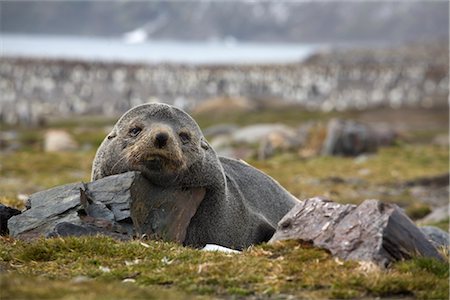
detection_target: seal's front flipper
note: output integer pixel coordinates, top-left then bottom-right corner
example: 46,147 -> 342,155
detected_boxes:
130,184 -> 206,243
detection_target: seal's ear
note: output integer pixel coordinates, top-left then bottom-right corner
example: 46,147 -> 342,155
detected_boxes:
201,138 -> 209,150
107,131 -> 117,140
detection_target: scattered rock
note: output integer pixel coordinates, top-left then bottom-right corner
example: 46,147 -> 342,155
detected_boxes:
44,130 -> 78,152
203,124 -> 239,138
232,124 -> 293,144
401,173 -> 449,208
432,134 -> 449,147
269,197 -> 443,267
410,185 -> 449,208
370,123 -> 398,147
258,128 -> 299,160
205,119 -> 398,160
321,119 -> 378,156
210,135 -> 233,153
420,226 -> 450,249
419,205 -> 449,224
0,130 -> 21,152
71,276 -> 91,283
353,154 -> 370,164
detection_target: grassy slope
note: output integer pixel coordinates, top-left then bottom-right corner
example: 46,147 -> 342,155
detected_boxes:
0,107 -> 448,298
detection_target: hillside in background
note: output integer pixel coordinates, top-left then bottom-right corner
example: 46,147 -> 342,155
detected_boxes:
1,1 -> 448,44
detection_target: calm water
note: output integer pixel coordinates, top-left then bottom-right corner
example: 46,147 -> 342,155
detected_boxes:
0,34 -> 322,65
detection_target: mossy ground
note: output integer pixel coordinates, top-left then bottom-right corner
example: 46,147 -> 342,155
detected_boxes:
1,107 -> 448,298
1,237 -> 448,299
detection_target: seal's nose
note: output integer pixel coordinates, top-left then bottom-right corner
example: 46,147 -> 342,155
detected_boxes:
154,132 -> 169,148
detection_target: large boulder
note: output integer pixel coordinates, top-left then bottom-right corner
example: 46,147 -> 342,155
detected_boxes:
321,119 -> 378,156
270,197 -> 444,267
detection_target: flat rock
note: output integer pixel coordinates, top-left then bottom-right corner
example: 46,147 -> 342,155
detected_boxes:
270,197 -> 443,267
7,173 -> 139,240
8,172 -> 206,243
8,182 -> 85,239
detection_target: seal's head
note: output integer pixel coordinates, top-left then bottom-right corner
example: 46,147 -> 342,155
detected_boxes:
92,103 -> 215,187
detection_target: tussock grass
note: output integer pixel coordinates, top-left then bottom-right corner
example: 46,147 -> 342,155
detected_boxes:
1,237 -> 448,299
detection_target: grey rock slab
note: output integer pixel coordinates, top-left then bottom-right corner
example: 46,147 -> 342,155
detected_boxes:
270,197 -> 443,267
87,172 -> 141,221
8,171 -> 207,244
8,172 -> 144,240
8,182 -> 84,238
420,226 -> 449,248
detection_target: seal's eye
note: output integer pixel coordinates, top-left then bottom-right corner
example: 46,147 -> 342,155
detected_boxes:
129,127 -> 142,137
179,132 -> 191,144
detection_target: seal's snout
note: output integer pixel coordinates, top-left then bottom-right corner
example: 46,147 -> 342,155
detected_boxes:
154,132 -> 169,148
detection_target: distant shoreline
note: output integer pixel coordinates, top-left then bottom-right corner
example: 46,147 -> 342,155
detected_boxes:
1,34 -> 328,66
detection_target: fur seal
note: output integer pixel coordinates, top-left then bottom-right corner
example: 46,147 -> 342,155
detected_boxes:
92,103 -> 298,249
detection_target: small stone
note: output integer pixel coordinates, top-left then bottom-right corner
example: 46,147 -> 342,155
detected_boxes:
44,130 -> 78,152
71,276 -> 91,283
125,259 -> 141,266
99,266 -> 111,273
419,205 -> 449,224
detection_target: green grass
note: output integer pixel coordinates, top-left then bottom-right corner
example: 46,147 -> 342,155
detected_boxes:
0,151 -> 95,203
1,143 -> 447,213
0,237 -> 448,299
192,105 -> 355,128
249,144 -> 449,205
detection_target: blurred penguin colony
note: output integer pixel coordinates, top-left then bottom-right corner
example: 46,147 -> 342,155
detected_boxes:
0,43 -> 448,126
